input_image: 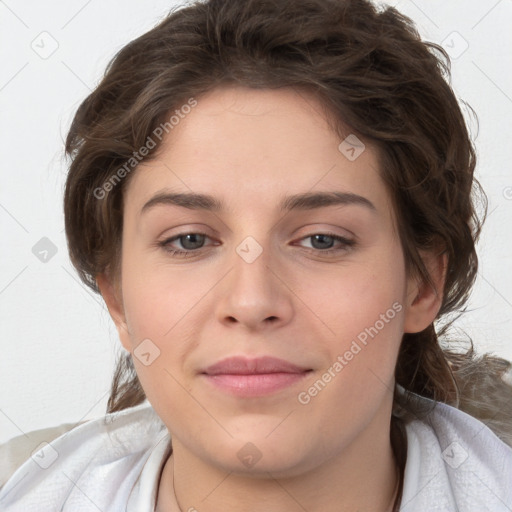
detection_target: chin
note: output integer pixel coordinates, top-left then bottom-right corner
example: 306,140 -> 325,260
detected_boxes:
201,434 -> 320,478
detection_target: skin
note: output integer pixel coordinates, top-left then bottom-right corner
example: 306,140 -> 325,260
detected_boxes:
97,86 -> 445,512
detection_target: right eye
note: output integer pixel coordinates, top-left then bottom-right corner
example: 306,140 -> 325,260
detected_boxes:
158,232 -> 214,257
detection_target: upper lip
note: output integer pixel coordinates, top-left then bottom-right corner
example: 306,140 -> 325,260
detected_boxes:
202,356 -> 311,375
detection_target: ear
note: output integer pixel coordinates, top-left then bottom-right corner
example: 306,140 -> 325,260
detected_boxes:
403,250 -> 448,333
96,273 -> 132,353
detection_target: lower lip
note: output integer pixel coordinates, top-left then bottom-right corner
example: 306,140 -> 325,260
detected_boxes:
203,372 -> 310,397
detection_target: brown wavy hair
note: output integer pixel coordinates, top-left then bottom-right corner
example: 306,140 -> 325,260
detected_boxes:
63,0 -> 512,509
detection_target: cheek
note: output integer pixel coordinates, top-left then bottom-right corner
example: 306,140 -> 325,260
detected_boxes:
118,254 -> 209,403
296,279 -> 404,422
119,262 -> 198,411
302,252 -> 406,382
310,264 -> 404,338
120,254 -> 202,343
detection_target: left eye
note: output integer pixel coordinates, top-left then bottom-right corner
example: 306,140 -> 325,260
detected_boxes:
294,233 -> 355,255
297,233 -> 354,251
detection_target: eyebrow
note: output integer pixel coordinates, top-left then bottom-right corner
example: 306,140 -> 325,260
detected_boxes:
140,190 -> 377,215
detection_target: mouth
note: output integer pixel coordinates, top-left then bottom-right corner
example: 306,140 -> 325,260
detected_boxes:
201,356 -> 313,397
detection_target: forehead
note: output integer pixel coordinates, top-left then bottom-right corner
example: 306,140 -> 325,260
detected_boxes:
124,86 -> 393,221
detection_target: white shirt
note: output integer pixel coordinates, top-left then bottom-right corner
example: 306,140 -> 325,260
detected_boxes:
1,394 -> 511,511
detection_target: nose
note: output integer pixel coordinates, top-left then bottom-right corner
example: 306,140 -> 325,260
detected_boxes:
214,239 -> 294,332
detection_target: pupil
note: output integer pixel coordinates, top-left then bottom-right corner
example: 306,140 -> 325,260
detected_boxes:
182,234 -> 205,249
312,234 -> 333,249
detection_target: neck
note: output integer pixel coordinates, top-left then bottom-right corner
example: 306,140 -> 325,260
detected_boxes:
156,405 -> 400,512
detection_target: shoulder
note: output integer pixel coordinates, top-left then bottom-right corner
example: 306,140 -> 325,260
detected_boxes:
400,393 -> 512,512
0,400 -> 168,512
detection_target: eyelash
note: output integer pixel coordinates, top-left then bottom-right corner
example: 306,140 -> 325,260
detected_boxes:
157,232 -> 356,258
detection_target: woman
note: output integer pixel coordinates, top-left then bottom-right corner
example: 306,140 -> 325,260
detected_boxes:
1,0 -> 511,510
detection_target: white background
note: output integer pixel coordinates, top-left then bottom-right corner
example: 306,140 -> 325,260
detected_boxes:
1,0 -> 511,445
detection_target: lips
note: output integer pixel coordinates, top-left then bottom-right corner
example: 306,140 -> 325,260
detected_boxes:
201,356 -> 312,397
202,356 -> 311,376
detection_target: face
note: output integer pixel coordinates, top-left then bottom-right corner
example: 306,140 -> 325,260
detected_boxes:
99,86 -> 441,478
